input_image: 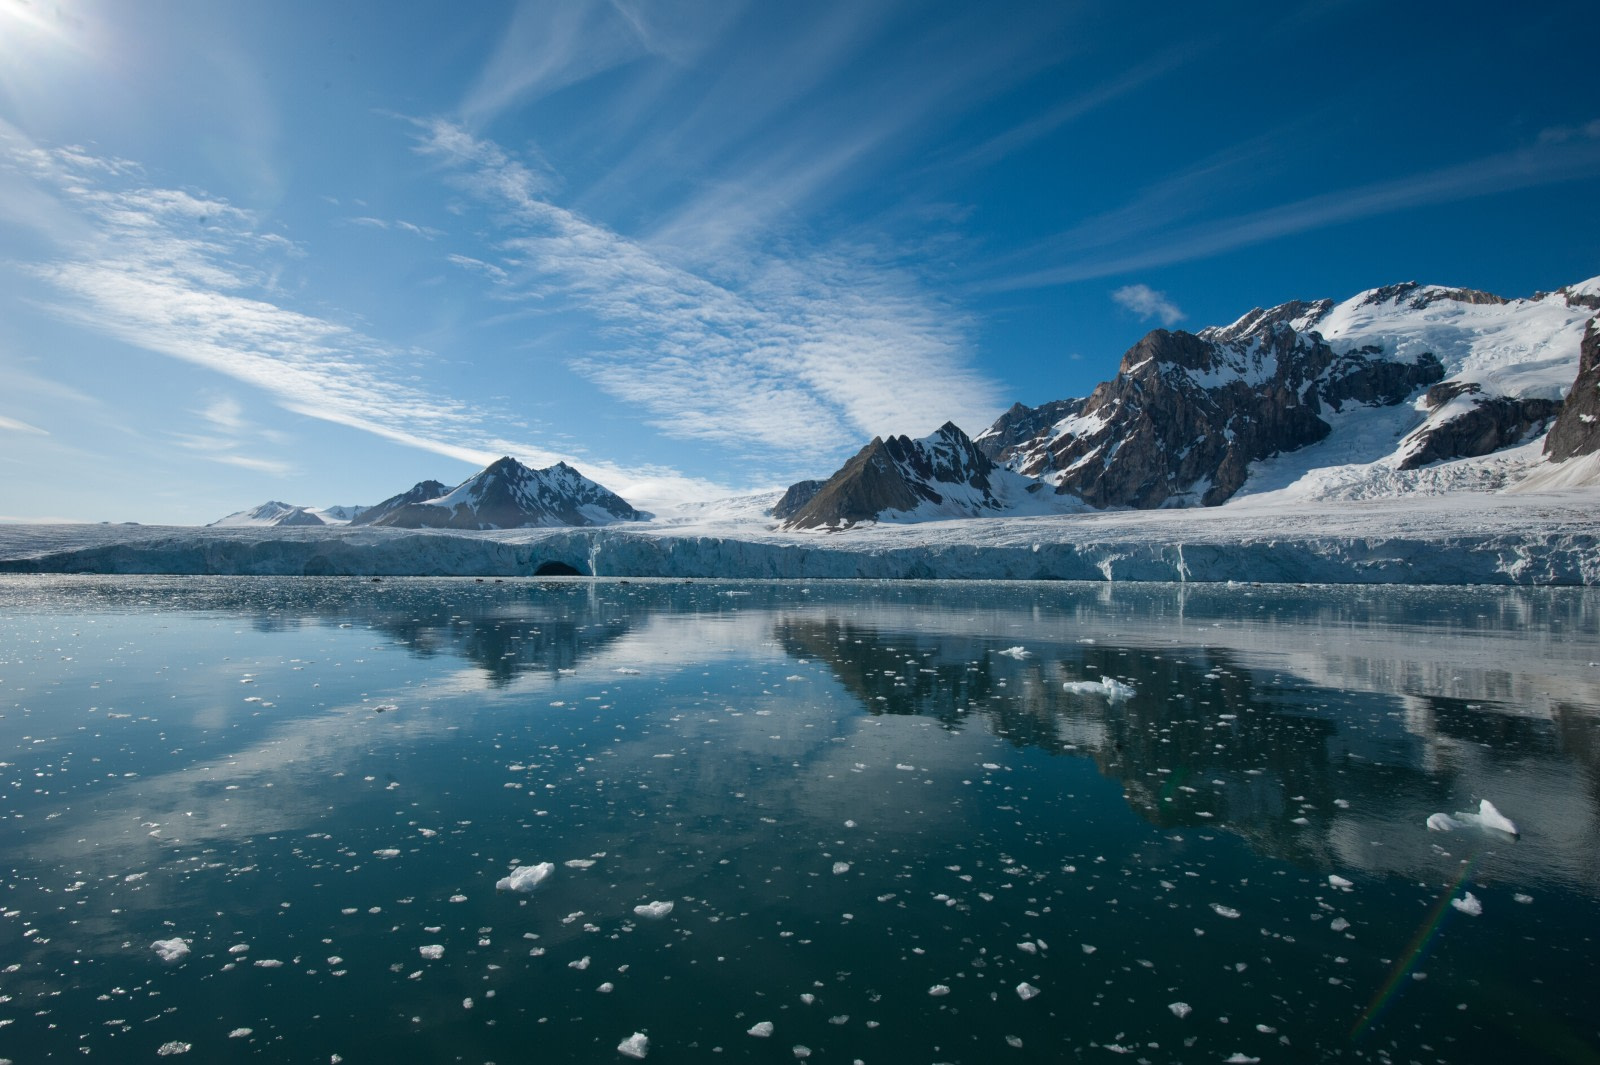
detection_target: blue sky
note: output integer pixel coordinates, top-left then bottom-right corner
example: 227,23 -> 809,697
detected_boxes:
1,0 -> 1597,523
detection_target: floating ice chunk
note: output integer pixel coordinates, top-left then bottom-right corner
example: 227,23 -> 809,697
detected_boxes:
747,1021 -> 774,1038
1017,941 -> 1037,954
151,938 -> 190,963
373,848 -> 400,858
1475,800 -> 1518,838
617,1032 -> 649,1059
1514,893 -> 1533,904
1081,944 -> 1097,954
832,862 -> 851,875
496,862 -> 554,893
1328,875 -> 1354,891
419,944 -> 444,959
1006,1035 -> 1023,1048
1330,918 -> 1350,932
1451,891 -> 1483,916
229,1028 -> 253,1038
570,956 -> 592,970
633,901 -> 674,919
615,668 -> 641,675
996,646 -> 1031,659
792,1047 -> 811,1060
156,1041 -> 192,1056
1210,903 -> 1241,919
565,859 -> 596,869
928,984 -> 950,996
1428,801 -> 1519,838
1168,1001 -> 1192,1019
1224,1056 -> 1260,1064
1016,982 -> 1041,1001
1062,677 -> 1135,699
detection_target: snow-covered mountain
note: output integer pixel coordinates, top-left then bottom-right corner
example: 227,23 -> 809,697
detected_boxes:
348,480 -> 452,527
210,501 -> 366,527
977,278 -> 1600,508
357,457 -> 646,530
780,422 -> 1081,530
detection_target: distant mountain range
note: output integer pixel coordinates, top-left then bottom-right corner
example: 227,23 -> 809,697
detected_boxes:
212,276 -> 1600,533
780,277 -> 1600,528
212,458 -> 644,530
210,501 -> 368,527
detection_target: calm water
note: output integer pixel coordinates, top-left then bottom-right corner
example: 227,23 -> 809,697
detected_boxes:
0,576 -> 1597,1064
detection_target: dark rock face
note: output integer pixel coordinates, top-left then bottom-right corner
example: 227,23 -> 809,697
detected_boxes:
771,480 -> 824,521
1545,319 -> 1600,461
349,481 -> 452,526
360,459 -> 643,530
783,422 -> 1004,530
973,399 -> 1083,464
998,322 -> 1444,508
1399,384 -> 1563,468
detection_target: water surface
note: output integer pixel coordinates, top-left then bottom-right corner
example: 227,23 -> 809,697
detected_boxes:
1,577 -> 1597,1063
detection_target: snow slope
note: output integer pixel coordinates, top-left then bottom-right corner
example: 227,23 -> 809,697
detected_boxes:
1231,281 -> 1598,501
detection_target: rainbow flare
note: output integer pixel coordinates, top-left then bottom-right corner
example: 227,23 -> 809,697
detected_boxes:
1350,856 -> 1480,1042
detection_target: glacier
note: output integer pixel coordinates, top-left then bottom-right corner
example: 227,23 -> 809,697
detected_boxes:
2,484 -> 1595,584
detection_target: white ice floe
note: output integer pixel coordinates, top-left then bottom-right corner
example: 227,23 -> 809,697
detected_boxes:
996,646 -> 1031,659
832,862 -> 851,875
1451,891 -> 1483,916
747,1021 -> 774,1037
151,938 -> 191,963
419,944 -> 444,959
496,861 -> 555,893
1331,917 -> 1351,932
1426,800 -> 1519,838
1016,982 -> 1041,1001
1210,903 -> 1241,918
1328,874 -> 1354,891
928,984 -> 950,996
633,900 -> 674,919
1062,676 -> 1135,699
156,1041 -> 191,1056
1168,1001 -> 1192,1019
617,1032 -> 649,1059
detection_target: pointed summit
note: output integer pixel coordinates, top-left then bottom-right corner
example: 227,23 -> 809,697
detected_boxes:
358,458 -> 644,529
781,423 -> 1045,530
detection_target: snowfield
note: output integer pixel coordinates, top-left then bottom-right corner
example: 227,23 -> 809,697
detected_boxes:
2,482 -> 1596,584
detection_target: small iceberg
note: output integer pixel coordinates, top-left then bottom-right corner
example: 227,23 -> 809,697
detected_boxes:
1062,676 -> 1135,699
496,861 -> 554,893
1425,800 -> 1519,839
151,938 -> 191,963
1451,891 -> 1483,916
633,900 -> 674,919
617,1032 -> 650,1059
996,646 -> 1031,659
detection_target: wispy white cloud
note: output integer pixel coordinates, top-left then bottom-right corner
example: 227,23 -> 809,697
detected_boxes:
6,139 -> 521,465
1111,284 -> 1184,326
415,118 -> 1004,453
3,134 -> 773,511
458,0 -> 734,128
984,134 -> 1600,291
0,413 -> 49,435
346,215 -> 443,239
